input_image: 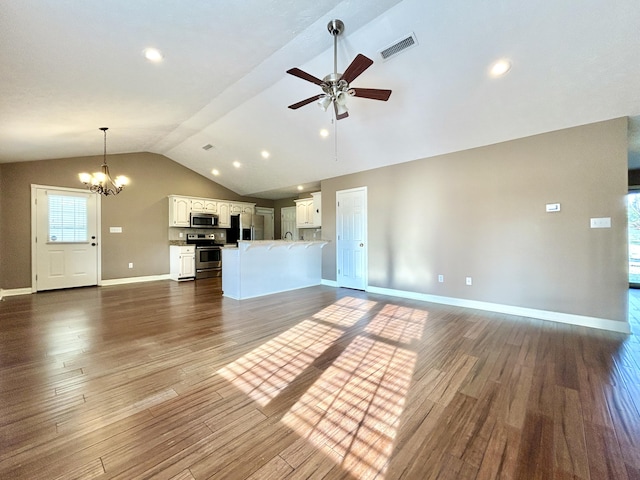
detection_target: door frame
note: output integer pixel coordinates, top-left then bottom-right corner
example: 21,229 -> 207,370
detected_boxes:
30,184 -> 102,292
336,186 -> 368,290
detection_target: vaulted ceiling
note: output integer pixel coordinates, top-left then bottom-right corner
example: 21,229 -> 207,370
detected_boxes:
2,0 -> 640,199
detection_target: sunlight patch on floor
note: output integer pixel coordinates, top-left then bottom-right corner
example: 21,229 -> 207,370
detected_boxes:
282,305 -> 427,479
313,296 -> 378,327
282,336 -> 417,479
217,319 -> 343,406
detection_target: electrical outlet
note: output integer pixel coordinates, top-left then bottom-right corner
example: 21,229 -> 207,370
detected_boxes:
128,262 -> 133,269
466,277 -> 472,286
438,275 -> 444,283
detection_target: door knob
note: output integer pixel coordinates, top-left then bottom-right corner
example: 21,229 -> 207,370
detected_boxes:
360,243 -> 364,247
91,243 -> 96,246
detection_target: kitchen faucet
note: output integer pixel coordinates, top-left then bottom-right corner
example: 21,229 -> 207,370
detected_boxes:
285,231 -> 292,240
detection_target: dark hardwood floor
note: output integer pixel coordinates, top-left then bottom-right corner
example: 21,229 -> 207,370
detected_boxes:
1,279 -> 639,479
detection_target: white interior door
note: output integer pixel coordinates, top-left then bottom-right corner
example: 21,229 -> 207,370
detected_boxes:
281,206 -> 298,240
32,185 -> 100,291
336,187 -> 367,290
256,207 -> 275,240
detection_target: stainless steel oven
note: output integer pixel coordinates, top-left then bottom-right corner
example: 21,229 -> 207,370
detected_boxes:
187,233 -> 222,279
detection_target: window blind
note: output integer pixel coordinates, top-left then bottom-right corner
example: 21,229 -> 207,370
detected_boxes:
48,194 -> 88,242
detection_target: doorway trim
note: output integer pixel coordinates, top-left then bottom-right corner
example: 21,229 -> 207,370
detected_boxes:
30,184 -> 102,292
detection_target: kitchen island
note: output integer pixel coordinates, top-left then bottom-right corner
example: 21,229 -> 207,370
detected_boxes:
222,240 -> 328,300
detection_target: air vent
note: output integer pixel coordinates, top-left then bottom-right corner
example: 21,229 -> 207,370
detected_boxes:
202,144 -> 214,151
378,33 -> 418,61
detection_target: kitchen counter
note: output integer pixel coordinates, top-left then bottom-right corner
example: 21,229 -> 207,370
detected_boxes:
222,240 -> 328,300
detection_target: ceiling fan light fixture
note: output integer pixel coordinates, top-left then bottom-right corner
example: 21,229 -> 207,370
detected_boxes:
317,95 -> 332,111
336,103 -> 348,116
335,91 -> 348,106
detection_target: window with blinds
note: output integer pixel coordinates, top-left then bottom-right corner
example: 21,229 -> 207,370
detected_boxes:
48,194 -> 88,242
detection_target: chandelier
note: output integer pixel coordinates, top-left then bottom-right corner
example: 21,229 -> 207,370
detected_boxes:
79,127 -> 129,196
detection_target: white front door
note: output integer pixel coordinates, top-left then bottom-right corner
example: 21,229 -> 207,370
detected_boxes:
281,206 -> 298,240
336,187 -> 367,290
32,185 -> 100,291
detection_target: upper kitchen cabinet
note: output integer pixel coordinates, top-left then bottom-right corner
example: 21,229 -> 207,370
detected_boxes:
169,195 -> 191,227
169,196 -> 255,227
230,202 -> 255,215
192,198 -> 217,214
295,198 -> 312,227
311,192 -> 321,227
295,192 -> 322,228
218,203 -> 231,228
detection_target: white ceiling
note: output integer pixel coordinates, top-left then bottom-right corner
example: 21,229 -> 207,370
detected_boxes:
2,0 -> 640,199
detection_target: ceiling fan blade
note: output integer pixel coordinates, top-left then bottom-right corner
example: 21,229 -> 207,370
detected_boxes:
334,101 -> 349,120
351,88 -> 392,101
341,54 -> 374,84
288,94 -> 323,110
286,67 -> 324,86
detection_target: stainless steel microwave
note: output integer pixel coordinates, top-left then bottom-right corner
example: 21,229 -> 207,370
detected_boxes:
190,212 -> 218,228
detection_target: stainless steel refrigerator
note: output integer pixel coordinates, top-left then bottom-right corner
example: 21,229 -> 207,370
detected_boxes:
240,213 -> 264,241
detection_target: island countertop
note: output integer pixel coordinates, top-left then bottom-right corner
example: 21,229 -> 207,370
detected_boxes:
221,240 -> 328,300
229,240 -> 328,250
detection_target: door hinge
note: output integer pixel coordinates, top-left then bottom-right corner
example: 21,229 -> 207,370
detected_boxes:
338,269 -> 340,275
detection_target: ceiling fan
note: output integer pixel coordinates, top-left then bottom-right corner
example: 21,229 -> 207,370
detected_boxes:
286,19 -> 392,120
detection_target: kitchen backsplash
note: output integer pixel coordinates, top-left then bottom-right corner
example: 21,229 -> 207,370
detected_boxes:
298,228 -> 322,241
167,228 -> 227,243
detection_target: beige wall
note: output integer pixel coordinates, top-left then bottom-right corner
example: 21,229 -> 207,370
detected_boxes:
0,152 -> 273,289
321,118 -> 629,323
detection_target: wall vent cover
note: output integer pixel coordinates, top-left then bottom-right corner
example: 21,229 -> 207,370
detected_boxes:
378,33 -> 418,61
202,144 -> 214,151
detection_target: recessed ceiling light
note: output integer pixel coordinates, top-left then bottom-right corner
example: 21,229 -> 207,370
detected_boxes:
261,150 -> 270,159
297,185 -> 303,191
211,169 -> 220,176
489,59 -> 511,77
233,161 -> 241,168
143,48 -> 163,62
319,129 -> 329,138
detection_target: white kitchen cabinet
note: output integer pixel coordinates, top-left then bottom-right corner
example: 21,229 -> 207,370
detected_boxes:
311,192 -> 321,227
295,197 -> 316,228
191,198 -> 217,214
218,203 -> 231,228
169,196 -> 191,227
230,202 -> 255,215
170,245 -> 195,281
169,196 -> 254,227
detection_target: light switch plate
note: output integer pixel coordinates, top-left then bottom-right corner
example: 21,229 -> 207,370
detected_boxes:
109,226 -> 122,233
590,217 -> 611,229
546,203 -> 561,212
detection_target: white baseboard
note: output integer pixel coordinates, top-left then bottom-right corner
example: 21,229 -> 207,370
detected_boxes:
0,287 -> 32,298
365,286 -> 631,334
321,279 -> 338,288
0,276 -> 171,298
101,274 -> 171,286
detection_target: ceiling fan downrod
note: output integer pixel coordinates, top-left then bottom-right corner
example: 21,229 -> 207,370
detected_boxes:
327,19 -> 344,77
